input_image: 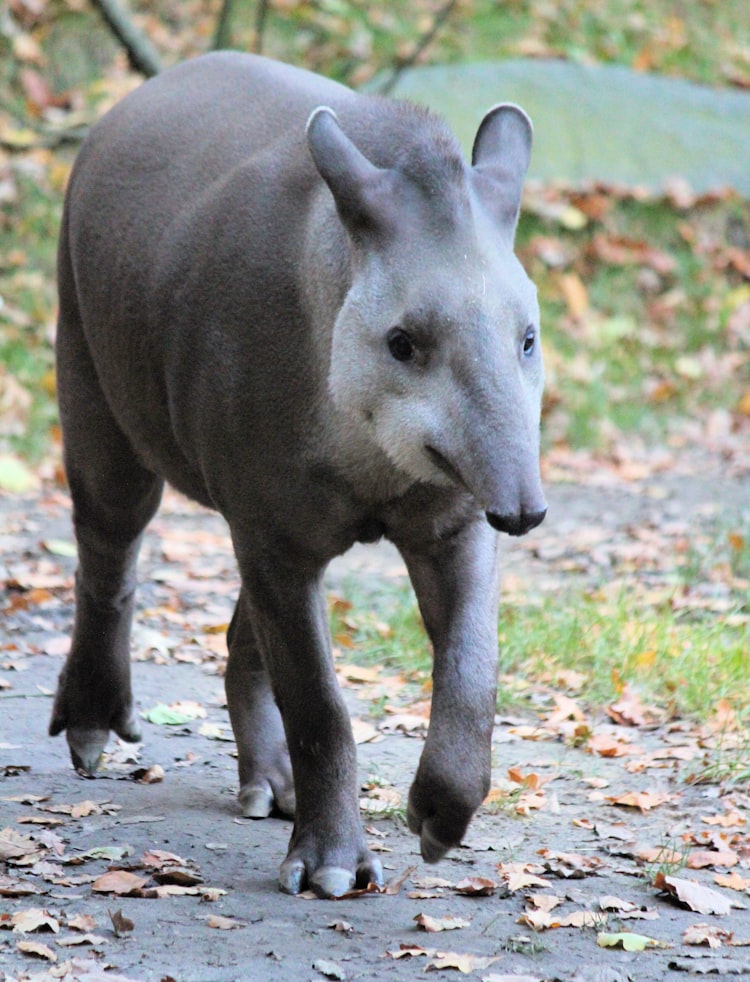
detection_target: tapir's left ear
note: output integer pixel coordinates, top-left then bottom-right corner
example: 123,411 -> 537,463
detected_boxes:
471,104 -> 533,240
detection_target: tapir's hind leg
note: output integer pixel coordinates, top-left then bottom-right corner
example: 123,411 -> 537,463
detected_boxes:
50,283 -> 163,773
225,588 -> 295,818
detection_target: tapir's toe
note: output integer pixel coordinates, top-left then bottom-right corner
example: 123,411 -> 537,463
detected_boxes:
66,727 -> 110,776
239,781 -> 296,819
310,866 -> 357,898
239,785 -> 274,819
113,707 -> 142,744
278,846 -> 383,898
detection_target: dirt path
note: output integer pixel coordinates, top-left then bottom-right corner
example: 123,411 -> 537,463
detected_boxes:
1,454 -> 749,981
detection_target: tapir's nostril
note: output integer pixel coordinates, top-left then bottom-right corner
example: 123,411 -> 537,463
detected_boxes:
486,508 -> 547,536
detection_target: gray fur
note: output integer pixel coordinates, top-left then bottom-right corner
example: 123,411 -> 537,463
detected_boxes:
49,52 -> 546,898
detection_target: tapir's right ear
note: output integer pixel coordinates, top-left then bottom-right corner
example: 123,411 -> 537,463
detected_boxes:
306,107 -> 394,239
471,104 -> 533,240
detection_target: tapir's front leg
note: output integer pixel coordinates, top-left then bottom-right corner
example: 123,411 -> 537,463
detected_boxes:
236,552 -> 383,898
400,521 -> 501,862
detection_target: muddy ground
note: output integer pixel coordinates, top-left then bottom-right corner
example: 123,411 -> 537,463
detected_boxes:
1,450 -> 749,982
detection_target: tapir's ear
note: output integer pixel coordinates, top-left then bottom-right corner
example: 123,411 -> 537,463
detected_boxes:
471,103 -> 533,239
306,106 -> 394,239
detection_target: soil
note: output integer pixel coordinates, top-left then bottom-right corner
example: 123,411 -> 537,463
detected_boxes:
1,451 -> 749,982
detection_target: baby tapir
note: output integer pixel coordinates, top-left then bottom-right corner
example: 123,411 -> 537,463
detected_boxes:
50,51 -> 546,897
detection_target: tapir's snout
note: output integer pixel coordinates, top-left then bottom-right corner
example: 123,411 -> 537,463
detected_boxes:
486,507 -> 547,537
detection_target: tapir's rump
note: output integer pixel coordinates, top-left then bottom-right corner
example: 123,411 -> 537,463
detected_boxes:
50,51 -> 546,897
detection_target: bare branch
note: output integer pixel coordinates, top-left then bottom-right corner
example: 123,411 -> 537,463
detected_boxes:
254,0 -> 271,55
91,0 -> 163,77
213,0 -> 236,50
377,0 -> 459,96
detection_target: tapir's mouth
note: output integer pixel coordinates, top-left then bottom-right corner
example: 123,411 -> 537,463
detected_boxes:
424,445 -> 469,491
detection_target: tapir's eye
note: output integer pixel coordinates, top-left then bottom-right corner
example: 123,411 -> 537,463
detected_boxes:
522,326 -> 536,357
387,327 -> 415,362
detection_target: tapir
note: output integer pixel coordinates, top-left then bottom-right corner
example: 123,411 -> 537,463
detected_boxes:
49,51 -> 546,897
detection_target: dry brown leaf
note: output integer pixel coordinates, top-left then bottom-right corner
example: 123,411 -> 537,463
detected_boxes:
383,864 -> 417,896
587,733 -> 639,757
527,893 -> 562,912
16,939 -> 57,962
206,914 -> 245,930
68,914 -> 97,933
702,810 -> 746,828
654,873 -> 733,915
0,874 -> 42,897
108,909 -> 134,936
425,951 -> 500,973
687,849 -> 738,870
57,932 -> 107,947
91,871 -> 148,896
11,908 -> 60,934
386,944 -> 432,960
518,908 -> 607,930
537,849 -> 605,877
414,913 -> 471,933
607,790 -> 675,812
714,872 -> 750,891
452,876 -> 496,897
683,923 -> 734,948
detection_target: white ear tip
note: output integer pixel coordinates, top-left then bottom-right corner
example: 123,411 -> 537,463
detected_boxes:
488,103 -> 533,135
306,106 -> 338,134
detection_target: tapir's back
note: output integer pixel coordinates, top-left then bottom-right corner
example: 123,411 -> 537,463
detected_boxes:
63,53 -> 355,315
59,54 -> 364,496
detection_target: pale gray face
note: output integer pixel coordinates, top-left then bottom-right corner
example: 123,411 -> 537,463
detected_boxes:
328,237 -> 543,515
308,101 -> 547,532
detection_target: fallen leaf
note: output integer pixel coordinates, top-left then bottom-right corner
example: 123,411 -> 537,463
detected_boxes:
414,913 -> 471,933
313,958 -> 347,980
141,701 -> 206,725
527,894 -> 562,912
57,932 -> 107,947
537,849 -> 605,877
702,810 -> 745,828
132,764 -> 165,784
108,909 -> 134,936
654,873 -> 733,915
714,872 -> 750,891
15,939 -> 57,961
206,914 -> 245,930
11,908 -> 60,934
383,864 -> 417,896
687,849 -> 738,870
607,790 -> 675,812
518,908 -> 607,930
91,871 -> 148,896
425,951 -> 500,973
68,914 -> 97,933
683,923 -> 734,948
597,931 -> 669,951
452,877 -> 496,897
386,944 -> 432,960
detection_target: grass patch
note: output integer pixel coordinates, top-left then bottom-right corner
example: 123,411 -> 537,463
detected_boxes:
329,575 -> 750,726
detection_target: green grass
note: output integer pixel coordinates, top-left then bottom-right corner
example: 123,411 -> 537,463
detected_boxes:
329,519 -> 750,727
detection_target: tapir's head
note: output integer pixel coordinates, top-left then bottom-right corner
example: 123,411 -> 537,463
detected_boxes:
306,102 -> 546,536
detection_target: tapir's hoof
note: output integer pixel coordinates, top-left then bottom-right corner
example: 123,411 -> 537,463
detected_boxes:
239,783 -> 296,819
278,856 -> 383,898
407,801 -> 456,864
239,786 -> 273,818
418,823 -> 452,864
310,866 -> 357,898
66,727 -> 110,775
